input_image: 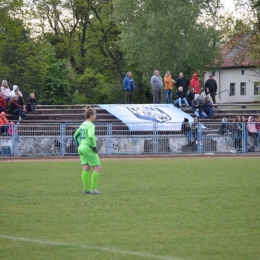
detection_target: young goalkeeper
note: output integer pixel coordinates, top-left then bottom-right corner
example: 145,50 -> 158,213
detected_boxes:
73,105 -> 102,194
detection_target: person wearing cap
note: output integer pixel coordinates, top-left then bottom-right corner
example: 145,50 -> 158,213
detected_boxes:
204,74 -> 217,104
192,94 -> 207,119
189,73 -> 200,94
0,111 -> 9,136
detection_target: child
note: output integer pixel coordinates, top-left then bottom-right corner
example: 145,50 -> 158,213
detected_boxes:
0,111 -> 9,136
26,93 -> 37,114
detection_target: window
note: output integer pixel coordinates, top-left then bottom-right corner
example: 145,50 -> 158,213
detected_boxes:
242,70 -> 244,75
230,83 -> 235,96
240,82 -> 246,95
254,82 -> 260,95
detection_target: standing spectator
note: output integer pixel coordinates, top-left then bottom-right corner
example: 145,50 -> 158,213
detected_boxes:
123,71 -> 135,104
1,80 -> 11,108
187,87 -> 195,107
175,72 -> 188,95
181,118 -> 192,144
26,93 -> 37,114
0,92 -> 6,113
256,116 -> 260,145
232,116 -> 242,151
151,70 -> 163,104
191,116 -> 199,142
163,71 -> 174,104
0,111 -> 9,136
200,88 -> 213,103
73,105 -> 102,194
9,95 -> 27,120
204,74 -> 217,104
247,116 -> 258,146
192,94 -> 207,119
189,73 -> 200,94
10,85 -> 24,106
218,117 -> 230,135
173,86 -> 190,109
203,96 -> 214,118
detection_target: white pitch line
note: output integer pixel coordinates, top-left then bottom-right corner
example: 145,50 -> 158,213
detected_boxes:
0,235 -> 185,260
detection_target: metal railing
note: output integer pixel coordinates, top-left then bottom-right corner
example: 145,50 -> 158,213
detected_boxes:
0,122 -> 259,156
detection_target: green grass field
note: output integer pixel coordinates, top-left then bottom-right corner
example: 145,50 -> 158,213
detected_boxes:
0,158 -> 259,260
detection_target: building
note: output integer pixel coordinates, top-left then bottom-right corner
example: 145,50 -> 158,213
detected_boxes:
204,34 -> 260,103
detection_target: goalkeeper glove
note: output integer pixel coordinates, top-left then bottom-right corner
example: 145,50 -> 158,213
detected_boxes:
90,146 -> 98,153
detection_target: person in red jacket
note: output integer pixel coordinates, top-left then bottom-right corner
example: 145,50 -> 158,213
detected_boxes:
0,111 -> 9,135
0,92 -> 6,113
189,73 -> 200,94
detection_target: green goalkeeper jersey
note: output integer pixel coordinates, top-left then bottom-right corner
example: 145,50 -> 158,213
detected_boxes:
73,121 -> 96,149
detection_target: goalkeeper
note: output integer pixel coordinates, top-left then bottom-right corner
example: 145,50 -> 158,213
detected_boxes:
73,105 -> 102,194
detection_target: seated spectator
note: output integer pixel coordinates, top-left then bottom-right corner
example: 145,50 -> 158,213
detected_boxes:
247,116 -> 257,145
9,95 -> 26,120
181,118 -> 192,143
173,86 -> 190,109
192,94 -> 207,119
26,93 -> 37,114
0,80 -> 11,108
10,85 -> 24,106
0,111 -> 9,136
0,92 -> 6,113
187,87 -> 195,107
203,96 -> 214,118
200,88 -> 213,103
232,116 -> 242,150
218,117 -> 230,135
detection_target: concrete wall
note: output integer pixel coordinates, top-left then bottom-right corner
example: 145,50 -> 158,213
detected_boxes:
204,68 -> 260,103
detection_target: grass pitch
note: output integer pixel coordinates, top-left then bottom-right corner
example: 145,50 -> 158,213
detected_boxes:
0,157 -> 259,260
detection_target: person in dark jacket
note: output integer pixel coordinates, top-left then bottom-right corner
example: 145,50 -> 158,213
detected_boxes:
9,95 -> 26,120
181,118 -> 192,143
203,96 -> 214,118
173,87 -> 190,109
175,72 -> 188,95
187,87 -> 195,107
204,74 -> 217,104
123,71 -> 135,104
26,93 -> 37,114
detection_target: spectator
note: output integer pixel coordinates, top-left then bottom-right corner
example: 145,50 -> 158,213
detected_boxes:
232,116 -> 242,151
10,85 -> 24,106
203,96 -> 214,118
192,94 -> 207,119
173,86 -> 190,109
151,70 -> 163,104
1,80 -> 11,108
189,73 -> 200,94
256,116 -> 260,145
191,116 -> 199,142
175,72 -> 188,95
123,71 -> 135,104
0,92 -> 6,113
218,117 -> 230,135
187,87 -> 195,107
204,74 -> 217,104
181,118 -> 192,144
26,93 -> 37,114
9,95 -> 27,120
163,71 -> 174,104
0,111 -> 9,136
247,116 -> 257,146
200,87 -> 213,103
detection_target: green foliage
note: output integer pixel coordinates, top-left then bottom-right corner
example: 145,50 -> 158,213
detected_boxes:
0,158 -> 260,260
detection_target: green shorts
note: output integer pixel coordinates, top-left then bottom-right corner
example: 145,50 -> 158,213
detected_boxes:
78,146 -> 100,167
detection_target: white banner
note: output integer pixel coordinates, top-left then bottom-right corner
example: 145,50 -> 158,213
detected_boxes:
99,104 -> 194,131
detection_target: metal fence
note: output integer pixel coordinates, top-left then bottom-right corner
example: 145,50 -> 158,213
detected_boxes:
0,122 -> 259,156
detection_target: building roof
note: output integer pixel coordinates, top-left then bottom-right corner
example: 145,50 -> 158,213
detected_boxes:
220,33 -> 258,68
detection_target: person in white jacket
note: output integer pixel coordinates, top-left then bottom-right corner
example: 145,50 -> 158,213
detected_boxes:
10,85 -> 24,106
